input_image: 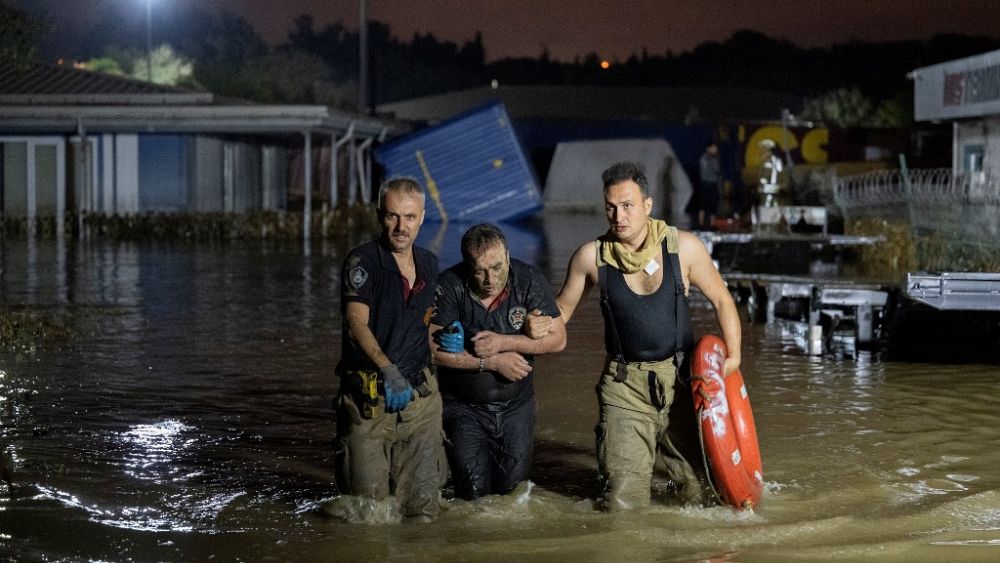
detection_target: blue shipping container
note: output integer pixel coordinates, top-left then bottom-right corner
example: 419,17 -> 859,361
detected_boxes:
375,101 -> 542,223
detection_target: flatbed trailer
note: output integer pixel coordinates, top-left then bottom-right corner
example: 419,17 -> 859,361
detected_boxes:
722,270 -> 1000,359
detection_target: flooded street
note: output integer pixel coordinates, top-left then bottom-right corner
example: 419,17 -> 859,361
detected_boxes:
2,214 -> 999,561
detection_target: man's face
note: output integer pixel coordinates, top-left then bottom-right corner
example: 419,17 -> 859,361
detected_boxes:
379,190 -> 425,253
468,243 -> 510,300
707,144 -> 718,156
605,180 -> 652,244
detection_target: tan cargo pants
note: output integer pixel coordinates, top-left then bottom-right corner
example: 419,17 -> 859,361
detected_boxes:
595,357 -> 707,510
334,373 -> 447,519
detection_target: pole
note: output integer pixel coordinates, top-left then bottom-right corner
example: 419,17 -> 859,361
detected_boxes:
145,0 -> 153,82
780,108 -> 794,169
358,0 -> 368,114
898,153 -> 917,241
330,123 -> 355,207
304,130 -> 313,242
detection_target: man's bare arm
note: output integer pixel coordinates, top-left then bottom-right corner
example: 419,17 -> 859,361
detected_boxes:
680,231 -> 742,375
345,301 -> 391,368
525,242 -> 596,339
472,317 -> 566,357
555,241 -> 597,323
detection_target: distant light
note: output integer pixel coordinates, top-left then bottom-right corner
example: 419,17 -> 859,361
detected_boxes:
56,58 -> 64,65
600,60 -> 611,69
491,79 -> 499,89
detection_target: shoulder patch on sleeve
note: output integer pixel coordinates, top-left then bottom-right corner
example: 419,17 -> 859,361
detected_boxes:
349,260 -> 369,290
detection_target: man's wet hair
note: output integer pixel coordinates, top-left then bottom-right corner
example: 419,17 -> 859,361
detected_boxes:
377,176 -> 426,209
602,161 -> 650,198
460,223 -> 508,264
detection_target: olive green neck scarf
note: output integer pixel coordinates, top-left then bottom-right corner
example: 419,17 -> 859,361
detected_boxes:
599,218 -> 670,274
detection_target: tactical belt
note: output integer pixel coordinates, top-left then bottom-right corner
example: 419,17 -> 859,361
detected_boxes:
342,368 -> 433,419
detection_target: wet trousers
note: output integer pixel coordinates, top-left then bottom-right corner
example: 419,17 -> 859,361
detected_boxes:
442,395 -> 536,500
334,375 -> 447,519
595,357 -> 705,510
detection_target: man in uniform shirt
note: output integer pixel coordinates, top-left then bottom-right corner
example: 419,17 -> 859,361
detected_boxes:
334,177 -> 446,522
429,224 -> 566,500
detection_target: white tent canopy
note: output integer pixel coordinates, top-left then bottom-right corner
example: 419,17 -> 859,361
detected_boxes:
543,138 -> 693,227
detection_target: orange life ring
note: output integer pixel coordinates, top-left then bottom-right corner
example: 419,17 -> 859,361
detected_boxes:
690,334 -> 764,510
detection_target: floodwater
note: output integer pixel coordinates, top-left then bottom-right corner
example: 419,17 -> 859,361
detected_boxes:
1,213 -> 999,562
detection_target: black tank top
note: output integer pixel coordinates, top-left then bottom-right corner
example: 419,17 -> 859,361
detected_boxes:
599,238 -> 693,362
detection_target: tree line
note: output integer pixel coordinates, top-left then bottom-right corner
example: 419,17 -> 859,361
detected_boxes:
4,1 -> 1000,125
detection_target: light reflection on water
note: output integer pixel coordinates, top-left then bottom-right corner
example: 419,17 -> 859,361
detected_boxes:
1,214 -> 999,561
118,420 -> 196,482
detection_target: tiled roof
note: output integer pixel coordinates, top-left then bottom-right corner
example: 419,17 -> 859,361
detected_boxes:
1,59 -> 190,95
0,60 -> 213,105
0,59 -> 402,138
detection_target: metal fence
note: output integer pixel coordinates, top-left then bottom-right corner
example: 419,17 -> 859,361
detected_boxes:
834,169 -> 1000,228
833,168 -> 1000,271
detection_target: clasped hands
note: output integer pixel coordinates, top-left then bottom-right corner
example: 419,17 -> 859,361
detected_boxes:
437,320 -> 531,382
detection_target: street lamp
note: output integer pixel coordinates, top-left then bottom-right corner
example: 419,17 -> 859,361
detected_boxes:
144,0 -> 153,82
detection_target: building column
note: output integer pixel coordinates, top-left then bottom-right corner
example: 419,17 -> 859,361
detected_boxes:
356,136 -> 374,203
330,123 -> 355,207
303,130 -> 313,242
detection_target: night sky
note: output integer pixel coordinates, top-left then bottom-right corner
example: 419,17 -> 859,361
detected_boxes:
13,0 -> 1000,62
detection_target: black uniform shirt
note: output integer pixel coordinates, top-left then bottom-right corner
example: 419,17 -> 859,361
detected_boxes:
432,259 -> 560,405
338,238 -> 439,385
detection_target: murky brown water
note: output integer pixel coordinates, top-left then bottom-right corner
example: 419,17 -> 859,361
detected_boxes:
2,214 -> 999,562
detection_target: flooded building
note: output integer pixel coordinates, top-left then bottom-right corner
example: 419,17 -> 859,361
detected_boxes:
0,60 -> 400,236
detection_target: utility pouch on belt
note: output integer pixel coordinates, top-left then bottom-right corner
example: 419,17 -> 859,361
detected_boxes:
354,370 -> 382,419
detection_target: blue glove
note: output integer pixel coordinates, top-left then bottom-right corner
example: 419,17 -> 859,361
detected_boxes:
438,320 -> 465,353
381,364 -> 413,412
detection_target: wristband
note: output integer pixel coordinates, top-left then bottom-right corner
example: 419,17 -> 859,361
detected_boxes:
478,357 -> 485,372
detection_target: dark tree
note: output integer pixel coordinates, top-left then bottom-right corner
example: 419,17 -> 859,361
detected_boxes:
0,0 -> 45,68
